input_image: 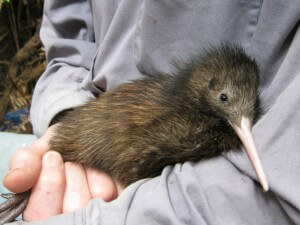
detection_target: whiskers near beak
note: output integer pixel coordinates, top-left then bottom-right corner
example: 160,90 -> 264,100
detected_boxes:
232,116 -> 269,192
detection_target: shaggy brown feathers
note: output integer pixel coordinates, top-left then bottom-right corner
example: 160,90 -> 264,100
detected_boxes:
50,45 -> 259,187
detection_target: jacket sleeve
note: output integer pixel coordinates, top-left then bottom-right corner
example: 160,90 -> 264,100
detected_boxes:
30,0 -> 99,137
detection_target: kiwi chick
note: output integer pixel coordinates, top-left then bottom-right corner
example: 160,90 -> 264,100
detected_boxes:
0,45 -> 267,224
50,44 -> 260,187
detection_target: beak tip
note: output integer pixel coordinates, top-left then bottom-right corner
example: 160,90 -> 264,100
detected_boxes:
261,181 -> 269,192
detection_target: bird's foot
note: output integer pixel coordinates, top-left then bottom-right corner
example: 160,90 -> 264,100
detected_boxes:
0,191 -> 29,225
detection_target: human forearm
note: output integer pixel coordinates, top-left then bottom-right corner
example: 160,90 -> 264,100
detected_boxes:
31,0 -> 99,137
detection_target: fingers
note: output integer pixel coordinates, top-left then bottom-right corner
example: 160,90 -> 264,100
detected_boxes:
23,151 -> 65,222
62,162 -> 92,212
85,167 -> 118,202
3,123 -> 120,222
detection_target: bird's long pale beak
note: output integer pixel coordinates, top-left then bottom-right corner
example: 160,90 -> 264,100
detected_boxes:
232,116 -> 269,192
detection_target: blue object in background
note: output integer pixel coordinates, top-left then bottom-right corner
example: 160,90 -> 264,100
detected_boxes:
0,108 -> 30,132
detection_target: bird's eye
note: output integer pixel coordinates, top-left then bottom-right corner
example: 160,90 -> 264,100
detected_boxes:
220,93 -> 228,102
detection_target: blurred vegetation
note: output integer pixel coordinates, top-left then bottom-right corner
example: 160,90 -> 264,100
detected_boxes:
0,0 -> 46,133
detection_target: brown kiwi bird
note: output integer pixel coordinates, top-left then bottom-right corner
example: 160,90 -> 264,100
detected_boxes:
0,45 -> 268,224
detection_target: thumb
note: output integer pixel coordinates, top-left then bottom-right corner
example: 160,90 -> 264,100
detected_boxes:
3,149 -> 42,193
3,125 -> 57,193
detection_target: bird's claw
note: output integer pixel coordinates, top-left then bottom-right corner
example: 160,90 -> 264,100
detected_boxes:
0,191 -> 29,225
0,193 -> 14,200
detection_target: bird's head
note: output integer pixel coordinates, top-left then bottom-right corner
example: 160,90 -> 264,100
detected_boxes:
182,45 -> 268,191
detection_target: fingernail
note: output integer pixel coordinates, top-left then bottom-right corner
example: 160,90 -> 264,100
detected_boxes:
43,152 -> 62,167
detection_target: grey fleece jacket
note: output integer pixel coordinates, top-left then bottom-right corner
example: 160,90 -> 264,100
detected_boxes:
22,0 -> 300,224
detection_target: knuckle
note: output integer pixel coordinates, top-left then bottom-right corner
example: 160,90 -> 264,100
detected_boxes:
32,139 -> 49,152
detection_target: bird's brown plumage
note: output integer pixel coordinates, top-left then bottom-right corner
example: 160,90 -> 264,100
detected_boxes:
50,44 -> 260,187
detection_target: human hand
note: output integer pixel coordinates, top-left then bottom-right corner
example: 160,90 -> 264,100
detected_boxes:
3,125 -> 121,221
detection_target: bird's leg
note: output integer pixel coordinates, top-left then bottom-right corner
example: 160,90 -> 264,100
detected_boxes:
0,191 -> 29,225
